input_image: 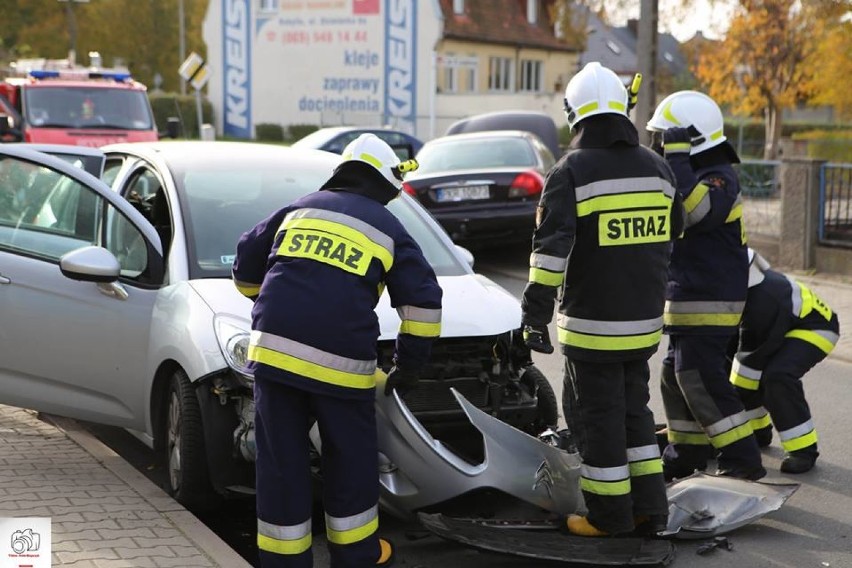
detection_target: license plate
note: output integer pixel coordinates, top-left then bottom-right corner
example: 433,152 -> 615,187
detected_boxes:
436,185 -> 490,202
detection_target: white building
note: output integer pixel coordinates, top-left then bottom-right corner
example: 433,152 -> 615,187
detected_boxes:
202,0 -> 580,141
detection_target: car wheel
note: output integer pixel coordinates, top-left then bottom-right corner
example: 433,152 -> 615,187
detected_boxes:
520,365 -> 559,432
165,369 -> 219,510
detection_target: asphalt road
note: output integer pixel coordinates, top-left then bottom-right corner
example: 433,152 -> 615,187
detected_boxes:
85,243 -> 852,568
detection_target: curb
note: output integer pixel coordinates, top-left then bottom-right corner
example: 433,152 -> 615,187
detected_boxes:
43,414 -> 253,568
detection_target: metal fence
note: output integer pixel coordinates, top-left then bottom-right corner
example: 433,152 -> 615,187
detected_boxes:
736,159 -> 782,238
819,163 -> 852,246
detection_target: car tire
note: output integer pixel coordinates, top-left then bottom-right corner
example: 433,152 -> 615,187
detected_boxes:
520,365 -> 559,432
165,369 -> 219,511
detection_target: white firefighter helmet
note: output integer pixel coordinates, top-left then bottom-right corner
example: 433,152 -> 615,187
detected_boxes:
563,62 -> 629,130
646,90 -> 727,155
341,133 -> 418,190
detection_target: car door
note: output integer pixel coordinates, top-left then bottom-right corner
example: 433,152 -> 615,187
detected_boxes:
0,146 -> 163,431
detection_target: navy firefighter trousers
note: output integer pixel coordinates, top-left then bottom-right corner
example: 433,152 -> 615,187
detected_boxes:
254,375 -> 381,568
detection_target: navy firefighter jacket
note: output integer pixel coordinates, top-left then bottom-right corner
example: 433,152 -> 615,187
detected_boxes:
663,146 -> 749,335
730,268 -> 840,390
232,162 -> 443,400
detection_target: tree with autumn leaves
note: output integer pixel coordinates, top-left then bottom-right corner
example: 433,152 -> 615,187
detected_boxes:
692,0 -> 851,159
0,0 -> 208,94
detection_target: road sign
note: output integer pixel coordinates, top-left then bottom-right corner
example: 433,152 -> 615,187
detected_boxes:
178,52 -> 209,90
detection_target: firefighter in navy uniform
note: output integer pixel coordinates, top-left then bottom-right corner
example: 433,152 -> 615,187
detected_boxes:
730,249 -> 839,474
521,62 -> 684,537
646,90 -> 765,481
232,133 -> 442,568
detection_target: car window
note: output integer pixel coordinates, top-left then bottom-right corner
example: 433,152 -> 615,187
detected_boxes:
531,136 -> 556,170
415,137 -> 538,173
325,131 -> 361,154
102,157 -> 125,187
0,154 -> 150,280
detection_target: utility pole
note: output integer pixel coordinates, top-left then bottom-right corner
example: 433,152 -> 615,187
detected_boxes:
57,0 -> 90,65
179,0 -> 187,95
634,0 -> 658,145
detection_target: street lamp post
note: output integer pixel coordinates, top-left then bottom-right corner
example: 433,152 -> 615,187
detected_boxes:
57,0 -> 90,65
179,0 -> 187,95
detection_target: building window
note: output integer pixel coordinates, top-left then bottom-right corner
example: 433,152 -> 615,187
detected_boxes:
259,0 -> 278,11
527,0 -> 538,24
453,0 -> 464,14
488,56 -> 513,91
462,66 -> 477,92
444,66 -> 458,93
519,59 -> 542,92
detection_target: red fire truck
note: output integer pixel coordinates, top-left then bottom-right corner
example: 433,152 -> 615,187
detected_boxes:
0,58 -> 159,146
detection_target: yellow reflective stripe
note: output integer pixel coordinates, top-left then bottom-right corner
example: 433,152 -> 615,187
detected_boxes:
326,515 -> 378,545
529,267 -> 564,286
662,101 -> 680,125
629,459 -> 663,477
576,101 -> 599,117
749,414 -> 771,431
709,422 -> 753,449
663,312 -> 742,326
235,282 -> 261,297
557,328 -> 661,350
399,320 -> 441,337
731,373 -> 760,390
785,329 -> 836,355
257,533 -> 312,556
580,477 -> 631,496
664,142 -> 691,152
608,101 -> 626,112
781,429 -> 818,452
248,345 -> 379,389
710,129 -> 723,141
668,431 -> 710,445
281,217 -> 394,272
683,183 -> 709,214
575,191 -> 671,217
725,203 -> 743,223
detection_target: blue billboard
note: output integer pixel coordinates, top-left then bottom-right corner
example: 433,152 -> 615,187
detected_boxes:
223,0 -> 252,139
384,0 -> 416,132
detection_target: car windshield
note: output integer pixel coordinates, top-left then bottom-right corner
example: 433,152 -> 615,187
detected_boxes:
414,136 -> 538,174
24,86 -> 154,130
167,158 -> 468,280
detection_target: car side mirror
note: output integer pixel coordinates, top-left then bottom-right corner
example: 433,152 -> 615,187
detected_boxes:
59,246 -> 121,282
0,113 -> 21,141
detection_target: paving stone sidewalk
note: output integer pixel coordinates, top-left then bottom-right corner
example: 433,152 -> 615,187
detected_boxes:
0,406 -> 252,568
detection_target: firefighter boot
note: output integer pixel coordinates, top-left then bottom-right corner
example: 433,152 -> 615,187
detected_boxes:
566,515 -> 609,537
376,538 -> 394,566
662,443 -> 708,482
781,446 -> 819,474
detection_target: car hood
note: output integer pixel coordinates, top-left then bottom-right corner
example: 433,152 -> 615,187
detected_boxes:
188,274 -> 521,339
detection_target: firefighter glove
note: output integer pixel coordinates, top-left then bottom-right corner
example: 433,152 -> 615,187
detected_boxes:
384,365 -> 420,397
523,325 -> 554,354
663,126 -> 692,155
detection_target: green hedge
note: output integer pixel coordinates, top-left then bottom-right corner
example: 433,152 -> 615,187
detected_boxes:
286,124 -> 319,143
255,123 -> 285,142
149,93 -> 215,139
791,130 -> 852,162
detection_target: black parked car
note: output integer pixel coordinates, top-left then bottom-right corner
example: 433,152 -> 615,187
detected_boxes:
404,130 -> 556,248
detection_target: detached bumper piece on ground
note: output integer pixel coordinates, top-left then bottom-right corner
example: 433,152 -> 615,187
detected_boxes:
418,513 -> 676,566
418,473 -> 799,565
